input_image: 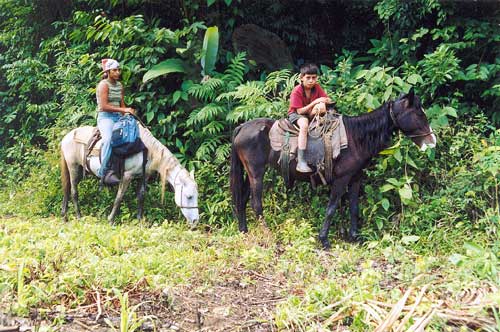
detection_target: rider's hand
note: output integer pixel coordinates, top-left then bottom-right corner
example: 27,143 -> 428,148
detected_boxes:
124,107 -> 135,115
315,97 -> 331,105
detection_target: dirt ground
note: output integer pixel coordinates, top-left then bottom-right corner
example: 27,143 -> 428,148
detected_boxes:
0,269 -> 286,332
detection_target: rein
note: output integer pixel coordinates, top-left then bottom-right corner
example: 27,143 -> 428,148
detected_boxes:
173,169 -> 198,209
389,102 -> 434,138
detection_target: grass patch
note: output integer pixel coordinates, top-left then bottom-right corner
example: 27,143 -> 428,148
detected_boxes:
0,215 -> 498,331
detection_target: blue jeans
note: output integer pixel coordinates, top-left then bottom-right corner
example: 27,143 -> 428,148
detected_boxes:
97,111 -> 121,177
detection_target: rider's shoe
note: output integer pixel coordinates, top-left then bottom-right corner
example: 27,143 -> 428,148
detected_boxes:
101,170 -> 120,186
296,149 -> 313,173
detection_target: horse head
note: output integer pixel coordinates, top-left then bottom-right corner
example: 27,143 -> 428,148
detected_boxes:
391,88 -> 437,151
173,169 -> 199,227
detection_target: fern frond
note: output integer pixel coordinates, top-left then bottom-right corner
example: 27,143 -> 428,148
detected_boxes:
216,81 -> 265,103
188,78 -> 224,101
226,104 -> 260,123
195,136 -> 223,160
186,103 -> 227,126
215,143 -> 231,162
275,72 -> 300,101
264,69 -> 294,96
222,52 -> 247,86
202,120 -> 226,135
26,102 -> 60,114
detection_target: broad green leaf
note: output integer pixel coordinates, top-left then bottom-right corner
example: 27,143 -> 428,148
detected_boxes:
201,26 -> 219,76
207,0 -> 216,6
399,184 -> 412,200
379,148 -> 396,155
443,106 -> 458,118
357,92 -> 367,104
401,235 -> 420,244
356,70 -> 368,79
142,58 -> 186,83
436,115 -> 449,127
173,90 -> 182,104
449,253 -> 465,266
224,0 -> 232,5
380,184 -> 395,193
464,242 -> 484,255
406,156 -> 418,169
383,86 -> 392,101
146,111 -> 154,123
380,141 -> 401,155
394,77 -> 404,87
394,149 -> 403,162
407,73 -> 423,84
387,178 -> 400,186
381,198 -> 390,211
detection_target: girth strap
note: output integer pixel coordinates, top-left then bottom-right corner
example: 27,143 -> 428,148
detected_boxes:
280,132 -> 292,188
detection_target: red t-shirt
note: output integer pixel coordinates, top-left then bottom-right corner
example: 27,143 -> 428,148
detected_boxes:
288,83 -> 328,115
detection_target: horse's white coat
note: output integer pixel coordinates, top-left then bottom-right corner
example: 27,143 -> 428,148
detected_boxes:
61,125 -> 199,225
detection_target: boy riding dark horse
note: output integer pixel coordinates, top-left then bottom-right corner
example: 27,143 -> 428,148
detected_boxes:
288,63 -> 333,173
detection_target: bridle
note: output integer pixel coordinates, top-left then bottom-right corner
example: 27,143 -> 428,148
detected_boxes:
173,169 -> 198,210
389,101 -> 434,139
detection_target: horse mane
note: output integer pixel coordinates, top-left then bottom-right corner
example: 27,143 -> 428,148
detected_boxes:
139,125 -> 180,202
343,103 -> 395,155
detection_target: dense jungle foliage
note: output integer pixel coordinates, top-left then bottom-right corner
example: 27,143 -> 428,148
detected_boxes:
0,0 -> 498,233
0,0 -> 499,329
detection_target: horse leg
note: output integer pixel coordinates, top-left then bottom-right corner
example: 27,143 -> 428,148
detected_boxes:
236,176 -> 250,232
318,176 -> 350,249
69,165 -> 82,220
60,151 -> 71,222
249,172 -> 267,227
347,176 -> 362,242
136,178 -> 147,221
108,174 -> 133,223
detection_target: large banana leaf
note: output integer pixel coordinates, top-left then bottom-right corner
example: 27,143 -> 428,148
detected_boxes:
142,58 -> 186,83
201,26 -> 219,76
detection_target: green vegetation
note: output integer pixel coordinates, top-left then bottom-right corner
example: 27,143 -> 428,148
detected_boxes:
0,0 -> 498,330
0,217 -> 498,330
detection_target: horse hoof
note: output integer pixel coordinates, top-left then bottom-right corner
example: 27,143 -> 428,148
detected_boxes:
257,216 -> 268,228
318,236 -> 331,250
347,232 -> 362,243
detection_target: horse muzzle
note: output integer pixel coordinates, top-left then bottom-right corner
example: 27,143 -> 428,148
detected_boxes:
419,133 -> 437,151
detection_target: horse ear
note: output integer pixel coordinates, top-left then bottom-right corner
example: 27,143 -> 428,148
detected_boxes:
190,169 -> 195,179
407,87 -> 415,106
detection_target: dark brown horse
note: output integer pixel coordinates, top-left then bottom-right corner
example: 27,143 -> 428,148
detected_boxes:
230,89 -> 437,248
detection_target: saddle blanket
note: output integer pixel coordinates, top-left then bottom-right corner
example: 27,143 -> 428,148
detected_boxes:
269,113 -> 348,164
73,126 -> 101,155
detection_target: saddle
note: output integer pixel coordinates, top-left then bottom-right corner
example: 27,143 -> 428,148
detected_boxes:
73,126 -> 147,182
269,111 -> 348,186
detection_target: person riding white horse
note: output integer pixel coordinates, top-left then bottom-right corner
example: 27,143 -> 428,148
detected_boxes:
96,58 -> 136,185
60,59 -> 199,224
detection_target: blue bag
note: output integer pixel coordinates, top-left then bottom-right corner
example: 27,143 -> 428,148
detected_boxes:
111,114 -> 139,147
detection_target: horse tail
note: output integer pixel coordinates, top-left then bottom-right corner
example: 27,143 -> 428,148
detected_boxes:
60,149 -> 70,194
60,146 -> 71,219
230,125 -> 249,232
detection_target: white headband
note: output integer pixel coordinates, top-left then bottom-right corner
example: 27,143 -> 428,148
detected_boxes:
102,58 -> 119,71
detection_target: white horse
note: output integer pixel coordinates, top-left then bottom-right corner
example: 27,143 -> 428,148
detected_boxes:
60,125 -> 199,225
